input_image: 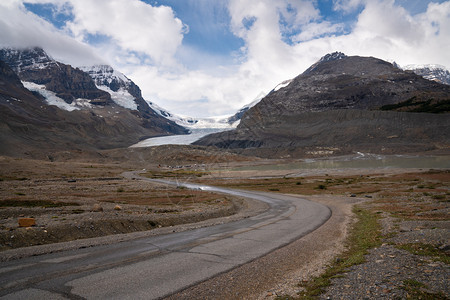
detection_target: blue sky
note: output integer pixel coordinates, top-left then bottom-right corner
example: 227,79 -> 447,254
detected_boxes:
1,0 -> 450,117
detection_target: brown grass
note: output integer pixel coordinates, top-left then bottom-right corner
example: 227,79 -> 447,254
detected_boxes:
0,156 -> 224,208
195,170 -> 449,221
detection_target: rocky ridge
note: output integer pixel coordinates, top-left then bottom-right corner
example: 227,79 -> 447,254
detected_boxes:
195,53 -> 450,157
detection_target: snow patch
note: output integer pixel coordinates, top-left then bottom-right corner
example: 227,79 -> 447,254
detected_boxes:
97,85 -> 137,110
273,79 -> 293,91
22,81 -> 80,111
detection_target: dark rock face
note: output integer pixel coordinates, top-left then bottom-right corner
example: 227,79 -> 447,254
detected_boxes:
195,53 -> 450,157
0,47 -> 111,104
0,59 -> 23,88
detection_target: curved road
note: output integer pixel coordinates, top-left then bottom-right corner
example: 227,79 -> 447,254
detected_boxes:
0,172 -> 330,299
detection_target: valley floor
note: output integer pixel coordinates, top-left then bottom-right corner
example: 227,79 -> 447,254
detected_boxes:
0,152 -> 448,299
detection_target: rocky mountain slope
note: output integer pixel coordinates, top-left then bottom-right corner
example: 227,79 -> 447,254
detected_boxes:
0,47 -> 111,105
0,47 -> 187,158
195,53 -> 450,157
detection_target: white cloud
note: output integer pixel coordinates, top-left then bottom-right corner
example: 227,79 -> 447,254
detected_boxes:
0,0 -> 103,65
293,21 -> 344,42
333,0 -> 365,12
64,0 -> 186,66
340,0 -> 450,66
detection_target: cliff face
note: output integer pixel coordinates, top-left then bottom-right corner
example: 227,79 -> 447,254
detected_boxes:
195,53 -> 450,157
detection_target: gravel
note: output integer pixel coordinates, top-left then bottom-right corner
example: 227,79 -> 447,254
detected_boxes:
321,244 -> 449,299
319,205 -> 449,300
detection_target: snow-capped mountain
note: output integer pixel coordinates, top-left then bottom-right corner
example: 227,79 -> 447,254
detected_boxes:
403,64 -> 450,85
0,47 -> 112,106
0,47 -> 58,74
80,64 -> 236,129
0,47 -> 187,152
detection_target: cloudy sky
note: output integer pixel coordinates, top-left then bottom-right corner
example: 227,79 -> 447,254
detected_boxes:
1,0 -> 449,117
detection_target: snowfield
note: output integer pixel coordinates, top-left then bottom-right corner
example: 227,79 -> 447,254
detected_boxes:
97,85 -> 138,110
22,81 -> 83,111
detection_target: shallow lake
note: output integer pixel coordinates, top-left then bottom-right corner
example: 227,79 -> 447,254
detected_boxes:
232,154 -> 450,171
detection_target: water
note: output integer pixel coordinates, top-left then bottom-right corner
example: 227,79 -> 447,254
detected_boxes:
130,128 -> 228,147
129,131 -> 450,171
232,154 -> 450,171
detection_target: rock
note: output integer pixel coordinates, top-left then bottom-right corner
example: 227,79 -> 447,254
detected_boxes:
114,205 -> 122,211
92,204 -> 103,212
18,218 -> 36,227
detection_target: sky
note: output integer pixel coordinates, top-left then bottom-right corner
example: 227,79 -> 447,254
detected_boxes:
1,0 -> 449,118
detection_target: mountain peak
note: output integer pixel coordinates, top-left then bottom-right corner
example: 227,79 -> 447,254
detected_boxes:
318,51 -> 347,63
303,51 -> 348,75
80,65 -> 131,92
0,47 -> 57,74
302,53 -> 397,77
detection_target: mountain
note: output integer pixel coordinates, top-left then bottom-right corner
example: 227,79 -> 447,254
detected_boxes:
80,64 -> 157,114
195,52 -> 450,157
0,47 -> 187,158
0,47 -> 111,105
403,64 -> 450,86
